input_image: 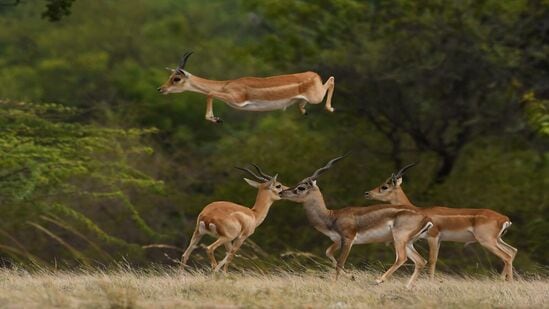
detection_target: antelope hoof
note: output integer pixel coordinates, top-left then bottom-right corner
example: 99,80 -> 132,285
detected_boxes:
374,278 -> 384,285
206,116 -> 223,124
326,107 -> 335,112
405,279 -> 417,289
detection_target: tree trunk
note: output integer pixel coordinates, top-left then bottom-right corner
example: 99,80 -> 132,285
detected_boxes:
434,152 -> 457,184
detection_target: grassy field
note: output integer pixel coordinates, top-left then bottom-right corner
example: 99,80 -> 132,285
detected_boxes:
0,268 -> 547,308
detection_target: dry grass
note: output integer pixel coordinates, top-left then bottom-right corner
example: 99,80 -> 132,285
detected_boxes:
0,268 -> 547,308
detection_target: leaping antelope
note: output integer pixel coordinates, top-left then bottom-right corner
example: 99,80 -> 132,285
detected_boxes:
180,164 -> 287,272
364,163 -> 517,281
158,52 -> 336,123
280,156 -> 433,288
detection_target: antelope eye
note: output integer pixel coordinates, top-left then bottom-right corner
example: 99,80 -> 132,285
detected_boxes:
298,186 -> 305,191
173,77 -> 181,82
275,185 -> 281,189
381,185 -> 388,190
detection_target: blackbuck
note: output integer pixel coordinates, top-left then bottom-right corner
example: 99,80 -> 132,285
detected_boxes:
180,164 -> 287,272
158,52 -> 335,123
280,156 -> 433,289
364,164 -> 517,281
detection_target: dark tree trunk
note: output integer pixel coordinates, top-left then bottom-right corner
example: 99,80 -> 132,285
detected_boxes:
389,129 -> 403,170
435,152 -> 457,184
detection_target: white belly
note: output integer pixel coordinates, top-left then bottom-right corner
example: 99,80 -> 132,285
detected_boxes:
354,225 -> 393,244
232,96 -> 307,111
440,229 -> 476,242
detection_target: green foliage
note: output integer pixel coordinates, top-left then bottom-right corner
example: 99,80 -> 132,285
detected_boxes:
243,0 -> 543,181
42,0 -> 76,21
0,100 -> 163,265
523,91 -> 549,136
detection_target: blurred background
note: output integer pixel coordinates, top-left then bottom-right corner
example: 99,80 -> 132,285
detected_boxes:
0,0 -> 547,275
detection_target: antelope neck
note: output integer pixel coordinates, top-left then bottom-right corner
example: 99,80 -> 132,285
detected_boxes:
301,190 -> 334,230
390,187 -> 413,205
250,189 -> 275,227
187,74 -> 227,94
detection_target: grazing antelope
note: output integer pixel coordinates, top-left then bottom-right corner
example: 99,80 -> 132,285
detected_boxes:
158,52 -> 336,123
364,163 -> 517,281
180,164 -> 287,272
280,156 -> 433,288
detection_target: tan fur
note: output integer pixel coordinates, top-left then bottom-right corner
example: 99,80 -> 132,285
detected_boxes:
159,70 -> 335,122
366,179 -> 517,281
281,182 -> 432,289
180,179 -> 287,272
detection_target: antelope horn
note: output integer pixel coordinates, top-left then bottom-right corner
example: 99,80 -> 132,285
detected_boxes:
178,51 -> 193,71
235,166 -> 269,182
395,162 -> 417,178
310,153 -> 349,180
250,163 -> 273,180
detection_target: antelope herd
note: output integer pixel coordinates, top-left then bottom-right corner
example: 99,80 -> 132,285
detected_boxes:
160,53 -> 516,288
178,156 -> 516,288
364,163 -> 517,281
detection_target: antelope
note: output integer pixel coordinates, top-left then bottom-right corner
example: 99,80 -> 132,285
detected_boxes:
364,163 -> 517,281
280,156 -> 433,288
158,52 -> 335,123
180,164 -> 287,272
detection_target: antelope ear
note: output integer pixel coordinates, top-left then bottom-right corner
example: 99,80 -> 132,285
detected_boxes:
311,180 -> 318,187
244,178 -> 260,188
268,174 -> 278,187
395,177 -> 403,187
176,68 -> 188,76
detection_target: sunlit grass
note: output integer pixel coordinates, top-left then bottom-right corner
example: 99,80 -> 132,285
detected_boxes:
0,267 -> 547,308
